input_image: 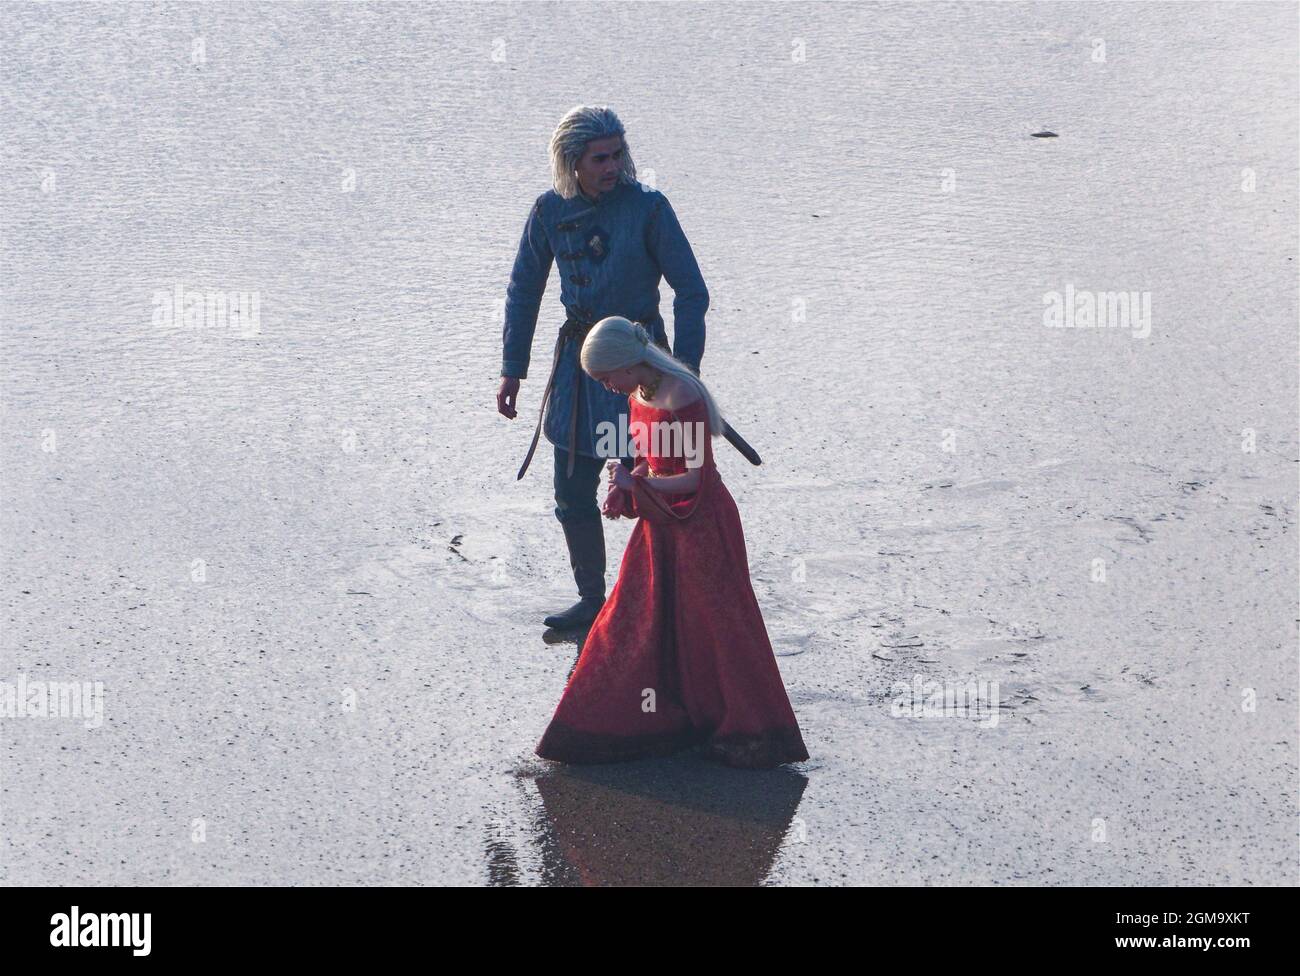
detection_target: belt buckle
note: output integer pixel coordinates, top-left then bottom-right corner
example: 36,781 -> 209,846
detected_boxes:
564,312 -> 594,342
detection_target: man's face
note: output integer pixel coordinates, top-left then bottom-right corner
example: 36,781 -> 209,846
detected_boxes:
575,136 -> 625,198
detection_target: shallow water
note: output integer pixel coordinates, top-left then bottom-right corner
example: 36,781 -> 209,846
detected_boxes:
1,1 -> 1296,884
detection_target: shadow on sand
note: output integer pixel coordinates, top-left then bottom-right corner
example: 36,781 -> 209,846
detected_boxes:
492,754 -> 809,886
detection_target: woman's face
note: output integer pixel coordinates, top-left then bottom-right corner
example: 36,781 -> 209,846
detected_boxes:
590,366 -> 639,394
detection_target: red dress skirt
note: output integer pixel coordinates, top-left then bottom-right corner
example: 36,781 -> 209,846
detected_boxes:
536,395 -> 809,769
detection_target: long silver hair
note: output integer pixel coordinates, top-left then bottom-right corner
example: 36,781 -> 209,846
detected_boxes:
549,105 -> 638,199
580,316 -> 725,439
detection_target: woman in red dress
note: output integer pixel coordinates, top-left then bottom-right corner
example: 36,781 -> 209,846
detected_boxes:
535,316 -> 809,769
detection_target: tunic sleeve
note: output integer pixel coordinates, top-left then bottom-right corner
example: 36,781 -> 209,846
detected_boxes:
501,195 -> 554,379
645,193 -> 708,374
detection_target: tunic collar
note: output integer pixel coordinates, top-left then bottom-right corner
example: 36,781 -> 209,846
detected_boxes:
576,178 -> 630,208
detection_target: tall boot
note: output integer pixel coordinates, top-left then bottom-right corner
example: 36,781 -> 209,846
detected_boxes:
544,517 -> 607,629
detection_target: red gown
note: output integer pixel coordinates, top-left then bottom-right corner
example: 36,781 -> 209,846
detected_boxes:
536,394 -> 809,769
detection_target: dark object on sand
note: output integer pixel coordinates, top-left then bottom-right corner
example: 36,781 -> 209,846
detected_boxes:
1032,130 -> 1059,138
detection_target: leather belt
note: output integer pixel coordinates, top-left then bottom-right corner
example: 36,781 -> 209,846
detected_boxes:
515,312 -> 673,481
515,315 -> 596,480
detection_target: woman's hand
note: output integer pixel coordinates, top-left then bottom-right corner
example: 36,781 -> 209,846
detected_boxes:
606,459 -> 636,491
601,489 -> 624,519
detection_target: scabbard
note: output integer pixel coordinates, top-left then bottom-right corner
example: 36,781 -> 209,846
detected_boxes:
721,421 -> 762,465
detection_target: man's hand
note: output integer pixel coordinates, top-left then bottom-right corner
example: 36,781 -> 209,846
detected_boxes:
497,376 -> 521,419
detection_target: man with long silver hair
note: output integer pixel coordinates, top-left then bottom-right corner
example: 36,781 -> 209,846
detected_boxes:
496,104 -> 710,631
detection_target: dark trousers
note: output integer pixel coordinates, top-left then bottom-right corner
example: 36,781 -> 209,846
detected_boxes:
552,446 -> 633,525
552,446 -> 634,601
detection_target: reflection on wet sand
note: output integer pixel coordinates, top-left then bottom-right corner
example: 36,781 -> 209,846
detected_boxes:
491,755 -> 808,886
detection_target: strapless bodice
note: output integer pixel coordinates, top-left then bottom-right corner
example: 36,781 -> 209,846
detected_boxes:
629,395 -> 714,477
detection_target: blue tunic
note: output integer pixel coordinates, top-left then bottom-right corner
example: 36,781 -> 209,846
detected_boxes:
501,177 -> 709,459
